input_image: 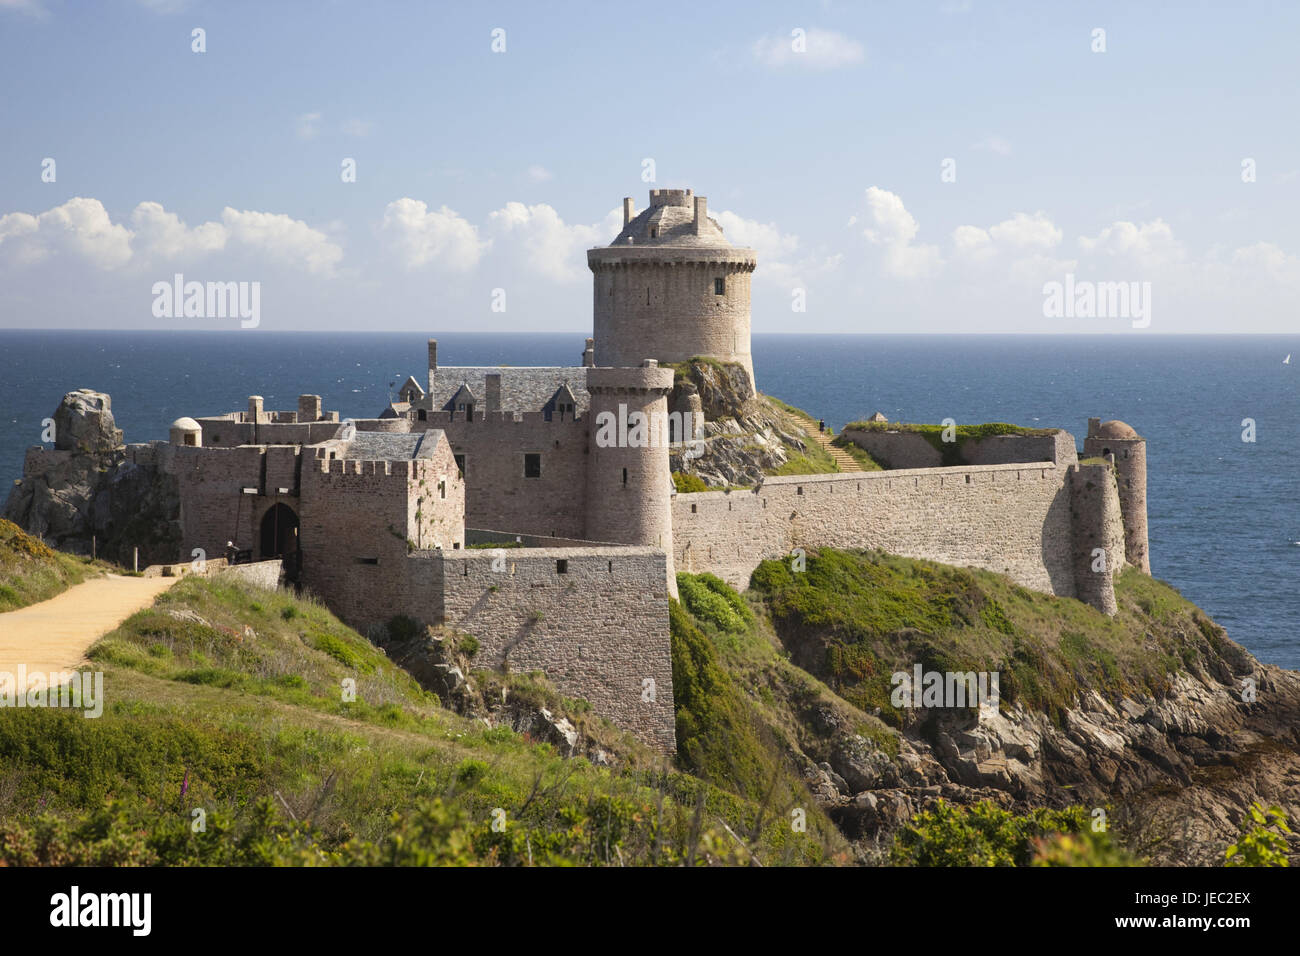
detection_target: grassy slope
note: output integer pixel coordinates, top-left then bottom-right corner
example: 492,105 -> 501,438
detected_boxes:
748,548 -> 1226,728
0,575 -> 845,866
0,518 -> 109,611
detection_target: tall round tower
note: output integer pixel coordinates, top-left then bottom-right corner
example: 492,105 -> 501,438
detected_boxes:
588,188 -> 757,389
585,362 -> 678,598
1084,418 -> 1150,573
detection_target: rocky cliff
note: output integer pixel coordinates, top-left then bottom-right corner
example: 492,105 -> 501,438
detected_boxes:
667,359 -> 822,487
4,390 -> 181,567
675,551 -> 1300,866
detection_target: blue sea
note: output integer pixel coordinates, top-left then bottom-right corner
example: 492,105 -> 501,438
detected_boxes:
2,331 -> 1297,671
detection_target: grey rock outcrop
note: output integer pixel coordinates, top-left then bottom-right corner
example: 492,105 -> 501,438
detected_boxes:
4,390 -> 181,565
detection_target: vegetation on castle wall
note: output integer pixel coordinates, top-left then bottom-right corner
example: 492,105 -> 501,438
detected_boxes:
842,421 -> 1057,467
0,518 -> 104,611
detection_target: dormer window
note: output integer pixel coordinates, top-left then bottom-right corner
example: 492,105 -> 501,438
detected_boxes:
714,277 -> 725,296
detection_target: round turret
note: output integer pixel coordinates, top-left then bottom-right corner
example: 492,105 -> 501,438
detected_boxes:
1084,418 -> 1149,573
170,417 -> 202,447
584,362 -> 678,598
588,188 -> 756,388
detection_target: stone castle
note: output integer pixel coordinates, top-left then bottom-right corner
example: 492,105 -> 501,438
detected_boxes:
8,187 -> 1150,754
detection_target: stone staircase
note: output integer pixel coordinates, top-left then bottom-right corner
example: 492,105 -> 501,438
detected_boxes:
783,409 -> 865,472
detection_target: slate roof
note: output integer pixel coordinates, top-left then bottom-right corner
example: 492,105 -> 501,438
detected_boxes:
341,429 -> 445,460
430,367 -> 590,415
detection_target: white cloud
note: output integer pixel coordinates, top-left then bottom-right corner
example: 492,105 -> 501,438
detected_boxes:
525,165 -> 553,183
130,201 -> 226,261
0,0 -> 47,17
0,198 -> 132,270
715,209 -> 841,287
220,207 -> 343,276
0,198 -> 342,276
714,211 -> 799,260
1077,219 -> 1183,268
1229,242 -> 1299,284
951,224 -> 993,260
380,198 -> 487,272
861,187 -> 941,278
295,112 -> 323,140
340,118 -> 373,137
752,28 -> 864,70
972,135 -> 1012,156
988,211 -> 1061,249
486,202 -> 619,282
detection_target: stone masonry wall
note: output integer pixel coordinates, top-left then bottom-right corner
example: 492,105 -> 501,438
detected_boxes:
170,445 -> 269,562
419,412 -> 589,540
406,547 -> 676,752
840,428 -> 1076,470
298,454 -> 463,632
672,464 -> 1077,598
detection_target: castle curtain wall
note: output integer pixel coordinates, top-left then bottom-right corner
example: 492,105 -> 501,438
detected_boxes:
672,463 -> 1081,601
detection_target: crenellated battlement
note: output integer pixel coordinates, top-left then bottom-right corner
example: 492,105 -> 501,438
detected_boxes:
648,188 -> 693,207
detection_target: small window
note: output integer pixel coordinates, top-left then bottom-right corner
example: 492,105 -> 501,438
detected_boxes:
524,453 -> 541,478
691,503 -> 697,514
458,403 -> 465,412
607,561 -> 613,573
454,454 -> 465,476
714,277 -> 725,296
622,467 -> 628,485
418,409 -> 427,421
438,480 -> 446,499
650,227 -> 658,238
184,434 -> 197,446
356,557 -> 379,565
556,559 -> 568,574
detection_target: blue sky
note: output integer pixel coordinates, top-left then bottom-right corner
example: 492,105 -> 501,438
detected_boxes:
1,0 -> 1297,333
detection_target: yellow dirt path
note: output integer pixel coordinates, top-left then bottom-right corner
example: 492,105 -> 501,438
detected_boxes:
0,574 -> 177,680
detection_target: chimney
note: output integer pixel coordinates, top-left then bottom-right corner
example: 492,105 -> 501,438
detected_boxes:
248,396 -> 263,423
427,339 -> 438,396
693,195 -> 707,235
297,394 -> 322,422
623,197 -> 635,227
582,337 -> 595,368
485,373 -> 501,415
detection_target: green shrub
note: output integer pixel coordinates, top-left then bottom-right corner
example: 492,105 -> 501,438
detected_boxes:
891,800 -> 1138,867
1225,804 -> 1291,867
676,573 -> 752,634
672,471 -> 709,494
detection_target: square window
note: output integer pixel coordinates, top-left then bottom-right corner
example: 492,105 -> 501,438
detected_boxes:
524,453 -> 541,478
556,559 -> 568,574
714,277 -> 725,295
